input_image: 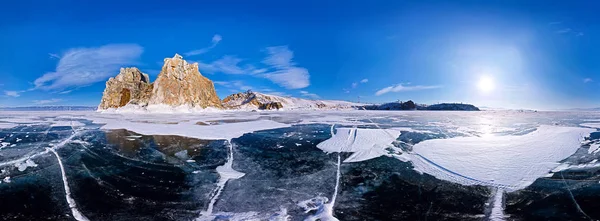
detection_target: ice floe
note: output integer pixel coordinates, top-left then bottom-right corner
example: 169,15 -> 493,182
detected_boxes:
91,116 -> 289,140
411,125 -> 594,190
316,127 -> 401,163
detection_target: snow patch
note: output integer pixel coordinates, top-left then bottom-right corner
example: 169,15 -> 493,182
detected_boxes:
15,159 -> 38,171
411,125 -> 594,190
91,116 -> 289,140
316,128 -> 401,162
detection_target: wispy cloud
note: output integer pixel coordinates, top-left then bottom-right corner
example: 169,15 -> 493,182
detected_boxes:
197,45 -> 310,89
556,28 -> 572,34
347,78 -> 369,92
198,56 -> 255,75
584,78 -> 593,83
33,98 -> 63,105
185,34 -> 222,56
4,91 -> 20,97
375,84 -> 441,96
48,53 -> 60,59
261,46 -> 310,89
299,90 -> 320,99
34,44 -> 143,91
214,80 -> 253,91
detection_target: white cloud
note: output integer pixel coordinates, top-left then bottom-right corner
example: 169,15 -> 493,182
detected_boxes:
185,34 -> 222,56
48,53 -> 60,59
299,90 -> 320,99
584,78 -> 593,83
198,56 -> 253,75
33,98 -> 62,105
34,44 -> 143,91
360,79 -> 369,83
262,67 -> 310,89
263,46 -> 294,68
214,80 -> 253,92
4,91 -> 20,97
351,82 -> 358,89
375,84 -> 441,96
197,45 -> 310,89
556,28 -> 571,34
260,46 -> 310,89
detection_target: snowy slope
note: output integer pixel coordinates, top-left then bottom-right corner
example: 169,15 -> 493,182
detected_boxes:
222,91 -> 363,110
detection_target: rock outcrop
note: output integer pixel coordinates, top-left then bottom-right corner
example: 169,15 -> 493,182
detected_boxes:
148,54 -> 222,108
98,54 -> 223,110
222,90 -> 358,110
260,102 -> 284,110
98,67 -> 153,109
222,90 -> 280,110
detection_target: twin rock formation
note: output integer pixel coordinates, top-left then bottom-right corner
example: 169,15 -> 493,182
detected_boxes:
98,54 -> 288,110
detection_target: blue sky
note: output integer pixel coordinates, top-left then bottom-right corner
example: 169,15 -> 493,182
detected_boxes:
1,0 -> 599,109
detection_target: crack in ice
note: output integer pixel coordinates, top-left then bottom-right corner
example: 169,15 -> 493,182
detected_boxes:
197,139 -> 245,220
47,148 -> 90,221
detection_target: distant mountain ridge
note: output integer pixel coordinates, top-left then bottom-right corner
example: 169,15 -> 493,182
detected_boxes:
365,100 -> 480,111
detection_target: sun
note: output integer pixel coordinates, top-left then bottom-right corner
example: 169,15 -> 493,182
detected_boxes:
477,76 -> 495,93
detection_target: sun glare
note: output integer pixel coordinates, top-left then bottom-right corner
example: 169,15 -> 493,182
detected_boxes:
477,76 -> 495,93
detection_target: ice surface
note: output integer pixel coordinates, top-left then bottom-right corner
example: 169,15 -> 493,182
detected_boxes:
198,140 -> 245,219
92,117 -> 289,140
489,188 -> 505,221
0,123 -> 18,129
15,159 -> 38,172
47,148 -> 89,221
411,125 -> 594,190
2,110 -> 600,220
316,128 -> 401,163
589,143 -> 600,154
580,123 -> 600,128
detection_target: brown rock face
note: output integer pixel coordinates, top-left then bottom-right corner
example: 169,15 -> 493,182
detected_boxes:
149,54 -> 222,108
222,90 -> 285,110
98,67 -> 153,109
260,102 -> 283,110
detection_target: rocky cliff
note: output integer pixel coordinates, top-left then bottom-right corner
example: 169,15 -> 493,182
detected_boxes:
98,67 -> 153,109
98,54 -> 222,110
148,54 -> 222,108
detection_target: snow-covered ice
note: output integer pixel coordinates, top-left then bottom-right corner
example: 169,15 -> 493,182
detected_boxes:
411,125 -> 594,190
317,127 -> 401,163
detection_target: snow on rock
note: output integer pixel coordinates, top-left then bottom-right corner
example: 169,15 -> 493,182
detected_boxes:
222,90 -> 362,111
316,127 -> 401,163
411,125 -> 594,190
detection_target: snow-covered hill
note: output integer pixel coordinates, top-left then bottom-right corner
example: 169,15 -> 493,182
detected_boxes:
222,90 -> 363,110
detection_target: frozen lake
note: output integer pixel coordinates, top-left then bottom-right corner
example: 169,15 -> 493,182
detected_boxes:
1,110 -> 599,220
